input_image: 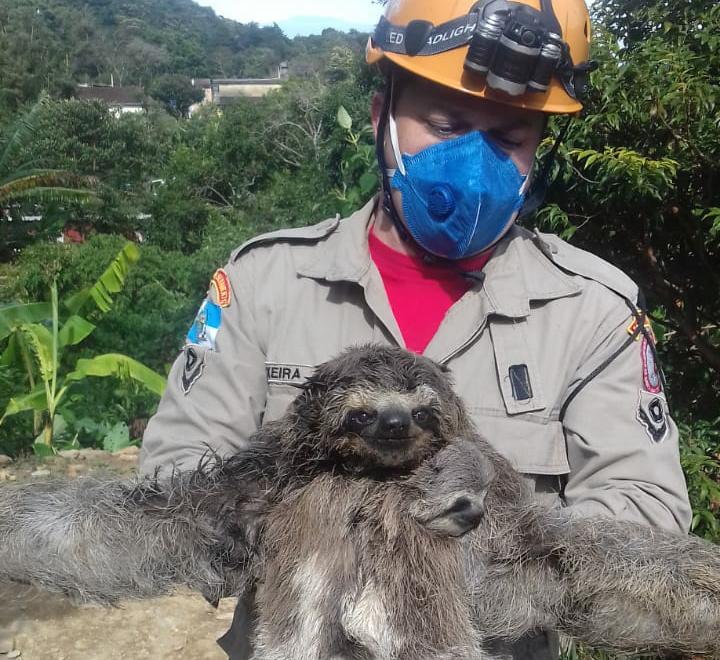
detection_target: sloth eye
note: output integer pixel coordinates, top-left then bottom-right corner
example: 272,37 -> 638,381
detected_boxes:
347,410 -> 377,430
412,407 -> 432,425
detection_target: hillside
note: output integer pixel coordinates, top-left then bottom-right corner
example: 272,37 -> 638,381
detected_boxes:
0,0 -> 369,112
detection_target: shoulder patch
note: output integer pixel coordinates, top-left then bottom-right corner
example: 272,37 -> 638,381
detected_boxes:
637,390 -> 669,444
627,313 -> 655,342
211,269 -> 231,308
231,216 -> 341,263
187,300 -> 222,350
181,345 -> 207,395
533,230 -> 639,303
640,336 -> 663,394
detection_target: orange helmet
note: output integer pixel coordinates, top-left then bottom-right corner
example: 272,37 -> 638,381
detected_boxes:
366,0 -> 593,113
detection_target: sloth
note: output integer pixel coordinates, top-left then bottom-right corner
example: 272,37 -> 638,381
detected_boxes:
0,345 -> 719,659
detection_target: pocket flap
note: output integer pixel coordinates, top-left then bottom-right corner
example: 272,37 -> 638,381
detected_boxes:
471,411 -> 569,476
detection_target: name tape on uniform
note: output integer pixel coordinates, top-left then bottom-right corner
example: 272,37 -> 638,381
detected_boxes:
265,362 -> 315,386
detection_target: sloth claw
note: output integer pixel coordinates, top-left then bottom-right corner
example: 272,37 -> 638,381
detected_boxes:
418,492 -> 486,538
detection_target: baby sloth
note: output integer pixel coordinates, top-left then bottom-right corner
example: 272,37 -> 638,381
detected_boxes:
0,345 -> 719,660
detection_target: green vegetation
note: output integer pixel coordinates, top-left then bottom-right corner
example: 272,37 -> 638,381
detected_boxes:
0,1 -> 717,656
0,0 -> 369,113
0,242 -> 165,450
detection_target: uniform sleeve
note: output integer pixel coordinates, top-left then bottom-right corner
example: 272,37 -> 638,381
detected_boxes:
139,252 -> 268,477
561,307 -> 693,534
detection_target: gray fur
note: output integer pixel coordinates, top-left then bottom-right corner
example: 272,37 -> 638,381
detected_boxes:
0,345 -> 718,659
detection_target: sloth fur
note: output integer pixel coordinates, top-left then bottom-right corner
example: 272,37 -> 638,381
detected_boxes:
0,345 -> 719,659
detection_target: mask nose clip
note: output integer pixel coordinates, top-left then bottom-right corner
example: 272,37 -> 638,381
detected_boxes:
428,185 -> 456,220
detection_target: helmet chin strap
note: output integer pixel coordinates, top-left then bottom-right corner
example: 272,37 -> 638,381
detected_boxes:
375,75 -> 412,245
519,116 -> 572,218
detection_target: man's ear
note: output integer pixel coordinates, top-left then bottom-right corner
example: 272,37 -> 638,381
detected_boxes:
371,92 -> 385,140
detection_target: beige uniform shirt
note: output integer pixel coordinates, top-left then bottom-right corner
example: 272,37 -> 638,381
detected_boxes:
141,199 -> 691,533
140,199 -> 691,659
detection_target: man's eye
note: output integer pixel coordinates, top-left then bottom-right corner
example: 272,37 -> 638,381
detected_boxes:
490,133 -> 522,149
429,122 -> 459,137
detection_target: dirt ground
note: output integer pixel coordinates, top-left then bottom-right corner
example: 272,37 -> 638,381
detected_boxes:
0,449 -> 237,660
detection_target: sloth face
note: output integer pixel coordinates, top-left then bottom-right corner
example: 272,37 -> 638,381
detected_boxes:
336,384 -> 445,469
291,345 -> 472,473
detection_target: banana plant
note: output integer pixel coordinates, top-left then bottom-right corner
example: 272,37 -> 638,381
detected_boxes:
0,242 -> 166,448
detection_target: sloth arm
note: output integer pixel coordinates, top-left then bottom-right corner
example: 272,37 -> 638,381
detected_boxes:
0,432 -> 283,607
419,436 -> 720,656
537,508 -> 720,655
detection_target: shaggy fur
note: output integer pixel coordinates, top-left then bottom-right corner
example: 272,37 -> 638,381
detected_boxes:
0,345 -> 718,659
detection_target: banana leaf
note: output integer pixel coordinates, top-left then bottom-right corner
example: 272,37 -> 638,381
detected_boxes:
65,353 -> 166,396
0,302 -> 52,341
65,242 -> 141,315
58,316 -> 96,348
1,387 -> 48,422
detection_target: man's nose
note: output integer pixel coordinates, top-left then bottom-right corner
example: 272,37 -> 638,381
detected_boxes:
378,408 -> 412,437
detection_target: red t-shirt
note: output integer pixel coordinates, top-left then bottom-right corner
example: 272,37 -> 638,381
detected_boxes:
368,230 -> 493,354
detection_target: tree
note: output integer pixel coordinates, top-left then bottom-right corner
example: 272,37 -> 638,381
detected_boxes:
0,96 -> 97,258
538,1 -> 720,417
149,74 -> 204,118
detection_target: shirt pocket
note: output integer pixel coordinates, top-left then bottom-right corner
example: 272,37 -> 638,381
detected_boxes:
263,382 -> 300,424
470,410 -> 569,476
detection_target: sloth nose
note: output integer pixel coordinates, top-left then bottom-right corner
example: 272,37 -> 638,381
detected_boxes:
378,408 -> 411,437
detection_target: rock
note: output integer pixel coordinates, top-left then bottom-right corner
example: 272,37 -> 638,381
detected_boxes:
30,469 -> 51,478
0,470 -> 14,482
0,455 -> 12,467
115,446 -> 140,462
6,650 -> 21,658
0,635 -> 14,654
60,448 -> 109,461
77,448 -> 109,460
65,463 -> 86,479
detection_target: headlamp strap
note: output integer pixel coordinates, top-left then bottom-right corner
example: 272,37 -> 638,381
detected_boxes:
372,2 -> 596,102
373,15 -> 479,57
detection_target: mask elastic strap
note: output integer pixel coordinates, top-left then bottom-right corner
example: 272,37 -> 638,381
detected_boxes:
375,76 -> 411,243
386,110 -> 406,177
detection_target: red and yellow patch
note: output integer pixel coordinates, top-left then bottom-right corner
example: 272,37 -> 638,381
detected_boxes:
627,313 -> 655,343
211,269 -> 232,308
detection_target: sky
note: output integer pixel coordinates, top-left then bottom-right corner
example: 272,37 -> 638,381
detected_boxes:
196,0 -> 381,29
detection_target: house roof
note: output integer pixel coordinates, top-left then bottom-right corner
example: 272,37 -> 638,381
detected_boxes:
75,86 -> 144,106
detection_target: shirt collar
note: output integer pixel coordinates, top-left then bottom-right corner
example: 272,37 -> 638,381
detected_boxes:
296,197 -> 376,282
297,200 -> 581,317
481,225 -> 581,318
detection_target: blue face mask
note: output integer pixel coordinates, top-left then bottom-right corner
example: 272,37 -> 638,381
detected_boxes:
387,114 -> 529,260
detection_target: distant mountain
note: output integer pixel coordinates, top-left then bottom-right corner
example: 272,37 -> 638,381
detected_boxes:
278,16 -> 375,38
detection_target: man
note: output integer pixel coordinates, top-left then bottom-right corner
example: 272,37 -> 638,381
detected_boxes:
140,0 -> 692,657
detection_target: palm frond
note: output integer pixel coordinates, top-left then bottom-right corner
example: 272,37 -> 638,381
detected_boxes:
0,93 -> 50,175
0,169 -> 98,190
0,185 -> 97,207
0,171 -> 98,206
